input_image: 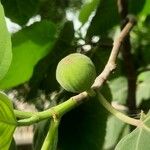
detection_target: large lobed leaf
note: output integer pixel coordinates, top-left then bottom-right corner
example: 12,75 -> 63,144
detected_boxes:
0,20 -> 56,89
0,3 -> 12,81
0,92 -> 17,150
115,112 -> 150,150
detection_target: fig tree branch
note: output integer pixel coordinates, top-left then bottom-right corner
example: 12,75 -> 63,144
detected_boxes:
15,17 -> 140,127
17,98 -> 77,126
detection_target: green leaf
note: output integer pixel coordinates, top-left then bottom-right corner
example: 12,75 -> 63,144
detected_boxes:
79,0 -> 100,24
128,0 -> 147,15
131,19 -> 150,68
115,112 -> 150,150
137,71 -> 150,81
58,96 -> 108,150
0,20 -> 56,90
0,92 -> 17,150
0,3 -> 12,81
128,0 -> 150,16
139,0 -> 150,16
91,40 -> 123,78
91,44 -> 112,75
109,76 -> 128,104
136,71 -> 150,106
86,0 -> 119,39
1,0 -> 40,25
103,115 -> 129,150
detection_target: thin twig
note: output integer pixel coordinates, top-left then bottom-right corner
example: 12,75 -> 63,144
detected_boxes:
91,17 -> 136,89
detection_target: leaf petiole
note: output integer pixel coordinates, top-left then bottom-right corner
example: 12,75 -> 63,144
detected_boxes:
97,91 -> 141,126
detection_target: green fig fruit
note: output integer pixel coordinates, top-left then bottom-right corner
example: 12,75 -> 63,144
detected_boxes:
56,53 -> 96,93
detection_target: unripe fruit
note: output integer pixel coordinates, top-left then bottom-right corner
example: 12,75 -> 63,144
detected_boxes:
56,53 -> 96,93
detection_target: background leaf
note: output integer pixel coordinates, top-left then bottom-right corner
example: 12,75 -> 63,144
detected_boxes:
79,0 -> 100,24
136,71 -> 150,106
28,21 -> 75,98
103,115 -> 129,150
1,0 -> 40,25
108,76 -> 128,104
0,92 -> 17,150
0,20 -> 56,90
0,3 -> 12,81
90,44 -> 112,75
86,0 -> 119,39
139,0 -> 150,16
128,0 -> 150,16
128,0 -> 147,15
